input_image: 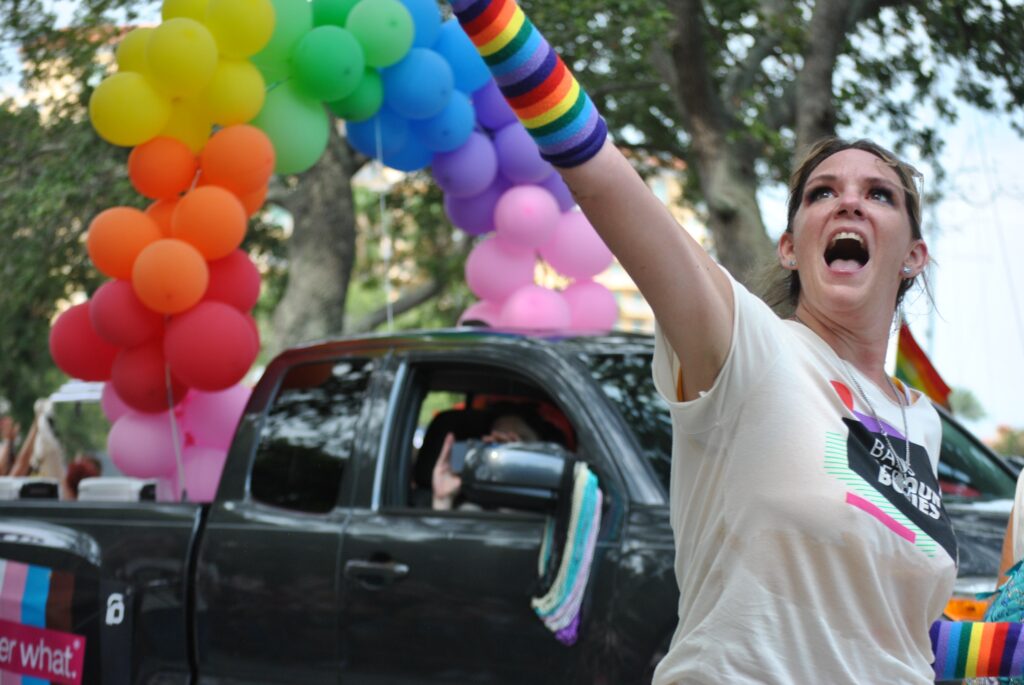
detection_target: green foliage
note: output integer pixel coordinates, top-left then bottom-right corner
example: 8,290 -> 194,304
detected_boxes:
949,386 -> 986,422
992,426 -> 1024,459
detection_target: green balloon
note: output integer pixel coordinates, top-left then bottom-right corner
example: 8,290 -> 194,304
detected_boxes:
251,0 -> 313,83
327,67 -> 383,121
292,26 -> 366,102
312,0 -> 361,27
345,0 -> 413,68
252,81 -> 331,174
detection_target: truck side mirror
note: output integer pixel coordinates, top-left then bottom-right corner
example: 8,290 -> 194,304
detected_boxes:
460,442 -> 573,512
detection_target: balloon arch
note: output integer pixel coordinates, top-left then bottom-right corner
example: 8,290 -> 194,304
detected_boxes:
48,0 -> 619,501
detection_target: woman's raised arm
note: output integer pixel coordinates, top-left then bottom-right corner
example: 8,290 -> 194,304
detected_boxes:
452,0 -> 734,398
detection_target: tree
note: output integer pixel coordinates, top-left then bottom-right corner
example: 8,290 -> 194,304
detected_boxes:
992,426 -> 1024,459
527,0 -> 1024,284
948,386 -> 985,422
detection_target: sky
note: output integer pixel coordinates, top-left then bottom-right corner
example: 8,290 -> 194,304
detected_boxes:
3,4 -> 1022,444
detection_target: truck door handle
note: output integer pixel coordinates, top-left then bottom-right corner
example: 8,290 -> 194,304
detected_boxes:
344,559 -> 410,588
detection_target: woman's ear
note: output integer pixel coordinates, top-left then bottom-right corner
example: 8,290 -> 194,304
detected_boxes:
777,232 -> 797,270
904,239 -> 929,277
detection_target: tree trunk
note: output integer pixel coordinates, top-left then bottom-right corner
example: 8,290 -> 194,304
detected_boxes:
794,0 -> 850,154
270,123 -> 360,353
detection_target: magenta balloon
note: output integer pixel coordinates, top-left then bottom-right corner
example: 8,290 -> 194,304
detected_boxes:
443,174 -> 510,235
493,123 -> 552,184
538,171 -> 576,212
538,210 -> 614,279
180,384 -> 252,450
464,235 -> 536,302
183,444 -> 228,502
562,280 -> 619,332
472,80 -> 516,131
204,250 -> 261,312
494,184 -> 561,251
498,284 -> 570,330
90,280 -> 164,347
107,410 -> 182,478
100,382 -> 132,424
432,132 -> 497,198
457,300 -> 502,327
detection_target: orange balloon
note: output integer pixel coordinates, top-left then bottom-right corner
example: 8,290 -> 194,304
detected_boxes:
145,198 -> 179,237
86,207 -> 163,280
199,125 -> 275,195
132,239 -> 209,314
128,136 -> 198,199
171,186 -> 247,260
237,183 -> 268,217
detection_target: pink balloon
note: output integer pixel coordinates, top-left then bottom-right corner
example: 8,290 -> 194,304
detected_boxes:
107,410 -> 182,479
100,382 -> 132,424
562,280 -> 619,332
498,285 -> 571,330
539,210 -> 614,279
180,384 -> 252,450
465,235 -> 536,303
494,185 -> 561,251
183,444 -> 228,502
457,300 -> 502,327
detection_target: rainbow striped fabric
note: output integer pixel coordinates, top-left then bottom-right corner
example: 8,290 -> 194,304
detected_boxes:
452,0 -> 608,167
931,621 -> 1024,680
896,322 -> 951,409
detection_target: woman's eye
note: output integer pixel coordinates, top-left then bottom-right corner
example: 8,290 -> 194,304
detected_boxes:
807,187 -> 835,202
869,187 -> 895,204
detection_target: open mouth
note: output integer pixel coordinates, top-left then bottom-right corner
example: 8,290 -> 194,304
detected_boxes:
824,232 -> 869,272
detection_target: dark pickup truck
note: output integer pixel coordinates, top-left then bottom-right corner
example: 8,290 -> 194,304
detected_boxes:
0,330 -> 1015,684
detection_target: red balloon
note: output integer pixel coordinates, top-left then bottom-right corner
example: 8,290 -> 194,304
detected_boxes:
203,250 -> 261,311
90,280 -> 164,347
165,302 -> 258,391
49,302 -> 119,381
112,341 -> 189,413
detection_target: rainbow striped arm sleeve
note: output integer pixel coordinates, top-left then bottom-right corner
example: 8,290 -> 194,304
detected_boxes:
930,621 -> 1024,680
452,0 -> 608,168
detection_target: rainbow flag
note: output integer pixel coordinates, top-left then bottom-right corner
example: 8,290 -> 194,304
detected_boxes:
896,323 -> 952,409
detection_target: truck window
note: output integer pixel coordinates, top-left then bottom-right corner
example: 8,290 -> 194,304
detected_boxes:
251,358 -> 374,513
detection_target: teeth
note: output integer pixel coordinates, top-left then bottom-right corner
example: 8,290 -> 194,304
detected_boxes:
830,231 -> 864,247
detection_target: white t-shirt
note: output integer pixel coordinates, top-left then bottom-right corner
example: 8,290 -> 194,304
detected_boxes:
651,275 -> 958,685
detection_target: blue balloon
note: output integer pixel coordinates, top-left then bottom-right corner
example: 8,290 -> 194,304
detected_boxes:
400,0 -> 441,48
383,136 -> 433,172
346,107 -> 410,158
412,91 -> 475,152
381,48 -> 454,120
433,19 -> 491,94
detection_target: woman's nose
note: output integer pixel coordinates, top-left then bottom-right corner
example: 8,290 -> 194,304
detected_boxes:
835,191 -> 863,216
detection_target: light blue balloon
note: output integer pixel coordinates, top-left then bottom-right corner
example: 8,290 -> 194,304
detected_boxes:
381,47 -> 454,120
383,136 -> 433,172
433,19 -> 491,94
412,90 -> 474,152
400,0 -> 442,48
346,107 -> 410,158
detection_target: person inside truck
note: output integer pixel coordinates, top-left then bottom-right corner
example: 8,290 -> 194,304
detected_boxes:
449,1 -> 955,682
429,404 -> 563,511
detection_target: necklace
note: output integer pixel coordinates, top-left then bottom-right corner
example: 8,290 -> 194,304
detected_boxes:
840,359 -> 913,492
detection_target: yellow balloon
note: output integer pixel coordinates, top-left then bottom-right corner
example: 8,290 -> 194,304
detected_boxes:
205,0 -> 275,58
162,0 -> 207,21
201,59 -> 266,125
147,18 -> 219,98
161,98 -> 213,153
115,27 -> 154,75
89,72 -> 172,147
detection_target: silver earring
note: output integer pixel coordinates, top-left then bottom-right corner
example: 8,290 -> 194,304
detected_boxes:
901,266 -> 912,276
788,259 -> 797,267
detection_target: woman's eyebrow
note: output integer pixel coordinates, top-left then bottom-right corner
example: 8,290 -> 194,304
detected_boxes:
806,173 -> 899,190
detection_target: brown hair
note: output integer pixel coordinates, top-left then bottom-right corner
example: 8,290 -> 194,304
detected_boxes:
759,137 -> 925,316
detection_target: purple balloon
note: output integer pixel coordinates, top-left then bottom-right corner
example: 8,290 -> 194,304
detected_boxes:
493,123 -> 552,184
538,172 -> 576,212
562,280 -> 619,332
465,235 -> 536,302
472,80 -> 517,131
443,175 -> 511,235
432,132 -> 498,197
499,285 -> 571,330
